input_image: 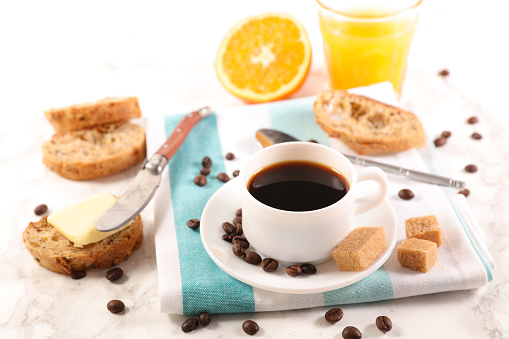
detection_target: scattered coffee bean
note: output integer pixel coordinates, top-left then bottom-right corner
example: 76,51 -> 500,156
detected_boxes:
233,169 -> 240,177
286,265 -> 303,277
242,320 -> 259,336
325,307 -> 343,324
458,188 -> 470,197
375,315 -> 392,333
262,258 -> 279,272
200,168 -> 211,176
225,152 -> 235,160
222,233 -> 235,243
181,318 -> 199,333
107,300 -> 125,314
243,251 -> 262,265
441,131 -> 452,138
202,156 -> 212,168
217,172 -> 230,183
471,132 -> 482,140
233,216 -> 242,225
222,222 -> 235,234
232,236 -> 249,248
199,312 -> 211,327
467,116 -> 478,124
235,208 -> 242,217
301,263 -> 317,274
34,204 -> 48,216
342,326 -> 362,339
398,189 -> 415,200
438,69 -> 450,76
234,222 -> 243,236
105,267 -> 123,281
187,218 -> 200,230
308,139 -> 319,143
194,174 -> 207,186
433,137 -> 447,147
232,243 -> 246,257
71,270 -> 86,279
465,164 -> 478,173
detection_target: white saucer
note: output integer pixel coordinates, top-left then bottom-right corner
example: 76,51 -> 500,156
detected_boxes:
200,178 -> 398,294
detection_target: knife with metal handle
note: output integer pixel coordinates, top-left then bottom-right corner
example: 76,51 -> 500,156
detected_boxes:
255,128 -> 466,189
95,106 -> 212,232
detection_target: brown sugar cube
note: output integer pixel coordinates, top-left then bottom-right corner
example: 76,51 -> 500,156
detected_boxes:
405,215 -> 442,247
332,226 -> 386,271
397,238 -> 437,273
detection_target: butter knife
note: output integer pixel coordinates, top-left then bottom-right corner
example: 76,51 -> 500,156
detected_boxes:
255,128 -> 466,189
95,106 -> 212,232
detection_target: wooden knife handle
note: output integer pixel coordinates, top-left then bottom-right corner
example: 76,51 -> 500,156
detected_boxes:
156,106 -> 212,160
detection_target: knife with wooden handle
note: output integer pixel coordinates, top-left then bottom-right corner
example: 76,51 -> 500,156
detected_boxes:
94,106 -> 212,232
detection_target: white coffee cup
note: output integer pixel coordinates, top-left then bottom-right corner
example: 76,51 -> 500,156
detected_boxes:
239,142 -> 388,264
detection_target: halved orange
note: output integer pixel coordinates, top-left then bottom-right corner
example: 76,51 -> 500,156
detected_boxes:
215,12 -> 312,103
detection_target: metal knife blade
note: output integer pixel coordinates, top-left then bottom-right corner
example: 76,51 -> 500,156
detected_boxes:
95,106 -> 212,232
255,128 -> 466,189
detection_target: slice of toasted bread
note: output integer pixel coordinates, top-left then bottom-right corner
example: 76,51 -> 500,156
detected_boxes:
314,89 -> 426,155
44,96 -> 142,133
22,215 -> 143,275
42,122 -> 146,180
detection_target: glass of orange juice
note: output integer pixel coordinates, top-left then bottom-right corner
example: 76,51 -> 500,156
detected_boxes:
316,0 -> 422,95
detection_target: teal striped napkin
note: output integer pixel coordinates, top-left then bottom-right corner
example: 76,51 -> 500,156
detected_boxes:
153,94 -> 494,315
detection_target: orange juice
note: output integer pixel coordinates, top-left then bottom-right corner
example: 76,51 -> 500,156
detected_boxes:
317,1 -> 421,94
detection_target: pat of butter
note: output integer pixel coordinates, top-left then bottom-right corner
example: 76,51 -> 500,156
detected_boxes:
47,192 -> 131,247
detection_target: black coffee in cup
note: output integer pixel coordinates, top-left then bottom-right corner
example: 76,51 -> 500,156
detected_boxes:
247,160 -> 349,212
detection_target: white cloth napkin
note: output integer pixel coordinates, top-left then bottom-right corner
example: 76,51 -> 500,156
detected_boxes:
150,83 -> 494,315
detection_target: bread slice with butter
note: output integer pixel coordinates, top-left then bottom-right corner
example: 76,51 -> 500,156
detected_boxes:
313,89 -> 426,155
22,193 -> 143,275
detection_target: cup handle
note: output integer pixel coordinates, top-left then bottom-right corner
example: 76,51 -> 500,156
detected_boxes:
355,167 -> 388,215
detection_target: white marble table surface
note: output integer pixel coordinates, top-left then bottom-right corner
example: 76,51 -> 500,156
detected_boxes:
1,1 -> 508,338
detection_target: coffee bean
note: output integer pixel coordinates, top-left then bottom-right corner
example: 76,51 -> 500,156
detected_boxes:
465,164 -> 478,173
222,221 -> 235,234
232,236 -> 249,248
375,315 -> 392,333
187,218 -> 200,230
194,174 -> 207,186
325,307 -> 343,324
181,318 -> 199,333
234,222 -> 243,236
243,251 -> 262,265
262,258 -> 279,272
441,131 -> 452,138
458,188 -> 470,197
34,204 -> 48,216
342,326 -> 362,339
233,216 -> 242,225
200,168 -> 211,176
217,172 -> 230,183
232,243 -> 245,257
202,156 -> 212,168
105,267 -> 123,281
233,170 -> 240,177
71,270 -> 86,279
438,69 -> 449,76
308,139 -> 319,143
433,137 -> 446,147
225,152 -> 235,160
107,300 -> 125,314
199,312 -> 211,327
467,116 -> 478,124
471,132 -> 482,140
222,233 -> 235,243
242,320 -> 259,335
301,263 -> 317,274
398,189 -> 415,200
235,208 -> 242,217
286,265 -> 303,277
